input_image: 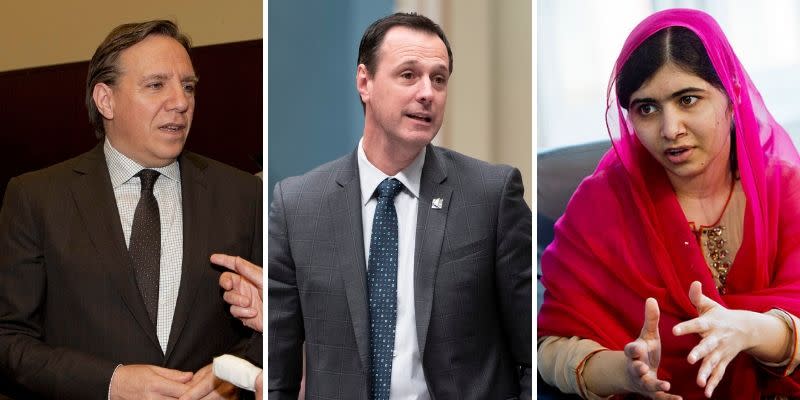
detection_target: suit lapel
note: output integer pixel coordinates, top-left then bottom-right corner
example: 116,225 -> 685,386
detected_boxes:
414,146 -> 452,359
329,152 -> 371,370
69,143 -> 161,349
165,153 -> 209,359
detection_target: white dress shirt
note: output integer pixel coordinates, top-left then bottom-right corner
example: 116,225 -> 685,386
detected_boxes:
358,139 -> 430,399
104,138 -> 183,353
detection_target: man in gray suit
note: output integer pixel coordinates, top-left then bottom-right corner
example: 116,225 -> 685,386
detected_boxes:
268,13 -> 531,399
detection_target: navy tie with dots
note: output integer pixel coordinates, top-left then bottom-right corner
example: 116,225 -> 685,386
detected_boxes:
368,178 -> 404,400
129,169 -> 161,326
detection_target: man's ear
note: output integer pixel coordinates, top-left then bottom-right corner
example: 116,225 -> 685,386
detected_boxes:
93,82 -> 114,120
356,64 -> 371,104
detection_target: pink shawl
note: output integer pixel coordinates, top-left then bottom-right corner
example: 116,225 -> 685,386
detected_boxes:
538,8 -> 800,398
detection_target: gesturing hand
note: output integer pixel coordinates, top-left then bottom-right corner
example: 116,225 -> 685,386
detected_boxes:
212,254 -> 263,333
673,281 -> 755,398
623,298 -> 681,400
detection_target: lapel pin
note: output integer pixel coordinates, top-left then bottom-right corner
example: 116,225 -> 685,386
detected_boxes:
431,198 -> 443,209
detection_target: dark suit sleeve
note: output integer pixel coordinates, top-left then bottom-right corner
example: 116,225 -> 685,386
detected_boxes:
0,177 -> 118,400
250,177 -> 263,266
495,168 -> 533,400
267,181 -> 304,400
240,177 -> 264,366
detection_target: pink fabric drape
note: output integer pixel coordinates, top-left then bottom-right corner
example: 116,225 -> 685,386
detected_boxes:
539,8 -> 800,398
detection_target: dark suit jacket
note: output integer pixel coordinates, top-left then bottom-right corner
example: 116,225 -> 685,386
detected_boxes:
0,144 -> 262,399
268,145 -> 532,399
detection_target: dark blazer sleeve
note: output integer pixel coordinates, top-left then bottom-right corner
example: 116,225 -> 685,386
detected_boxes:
244,177 -> 263,366
0,177 -> 117,400
496,168 -> 533,399
267,180 -> 304,400
233,176 -> 264,367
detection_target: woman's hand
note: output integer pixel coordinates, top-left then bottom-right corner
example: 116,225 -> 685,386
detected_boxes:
622,297 -> 681,399
673,281 -> 790,398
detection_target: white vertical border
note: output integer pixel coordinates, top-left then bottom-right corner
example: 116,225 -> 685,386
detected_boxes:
262,0 -> 269,367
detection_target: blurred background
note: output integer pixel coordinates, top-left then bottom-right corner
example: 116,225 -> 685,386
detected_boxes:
538,0 -> 800,151
0,0 -> 263,200
268,0 -> 532,205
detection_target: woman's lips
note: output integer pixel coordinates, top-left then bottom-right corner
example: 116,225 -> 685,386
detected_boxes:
664,146 -> 693,164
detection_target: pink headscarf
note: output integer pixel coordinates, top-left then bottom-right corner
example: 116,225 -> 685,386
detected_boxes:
539,8 -> 800,398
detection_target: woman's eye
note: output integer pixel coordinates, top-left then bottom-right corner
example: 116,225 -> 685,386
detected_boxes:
147,82 -> 163,89
680,95 -> 699,106
638,104 -> 657,115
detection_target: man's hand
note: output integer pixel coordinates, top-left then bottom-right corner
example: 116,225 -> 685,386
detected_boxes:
623,298 -> 681,400
178,363 -> 238,400
211,254 -> 263,332
110,364 -> 193,400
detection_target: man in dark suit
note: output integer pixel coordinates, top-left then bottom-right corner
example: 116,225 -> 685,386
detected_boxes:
0,20 -> 261,399
268,13 -> 531,399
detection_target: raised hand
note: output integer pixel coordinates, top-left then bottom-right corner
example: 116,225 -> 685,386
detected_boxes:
212,254 -> 263,333
623,298 -> 681,399
672,281 -> 786,398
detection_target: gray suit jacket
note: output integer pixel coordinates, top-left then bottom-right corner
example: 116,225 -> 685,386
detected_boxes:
268,145 -> 532,399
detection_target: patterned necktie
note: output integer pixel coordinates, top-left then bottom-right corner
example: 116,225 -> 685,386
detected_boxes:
368,178 -> 404,400
129,169 -> 161,326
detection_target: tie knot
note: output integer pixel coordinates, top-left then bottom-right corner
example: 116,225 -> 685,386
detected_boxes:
137,169 -> 160,192
376,178 -> 403,200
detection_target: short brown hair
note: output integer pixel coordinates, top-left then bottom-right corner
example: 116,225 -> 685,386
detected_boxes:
85,20 -> 192,138
356,13 -> 452,111
358,12 -> 453,75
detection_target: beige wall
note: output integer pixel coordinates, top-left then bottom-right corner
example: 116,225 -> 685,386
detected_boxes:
396,0 -> 533,205
1,0 -> 262,72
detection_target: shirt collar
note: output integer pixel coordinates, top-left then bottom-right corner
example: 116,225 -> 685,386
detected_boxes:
104,138 -> 181,189
357,137 -> 425,206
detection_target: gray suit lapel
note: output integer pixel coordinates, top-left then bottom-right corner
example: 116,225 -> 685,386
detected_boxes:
69,144 -> 161,350
414,146 -> 452,359
329,152 -> 371,370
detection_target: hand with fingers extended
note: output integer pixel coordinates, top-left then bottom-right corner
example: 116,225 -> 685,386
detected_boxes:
673,281 -> 792,398
212,254 -> 263,333
178,363 -> 239,400
110,364 -> 193,400
622,298 -> 682,400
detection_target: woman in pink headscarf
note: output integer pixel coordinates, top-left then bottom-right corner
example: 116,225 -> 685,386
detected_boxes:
538,8 -> 800,399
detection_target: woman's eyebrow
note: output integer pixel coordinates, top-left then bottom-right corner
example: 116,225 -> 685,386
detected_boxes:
629,87 -> 706,107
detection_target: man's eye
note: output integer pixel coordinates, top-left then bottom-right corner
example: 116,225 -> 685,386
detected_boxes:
401,72 -> 414,80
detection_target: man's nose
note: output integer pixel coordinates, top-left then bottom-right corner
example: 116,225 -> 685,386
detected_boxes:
166,83 -> 191,112
416,77 -> 434,104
